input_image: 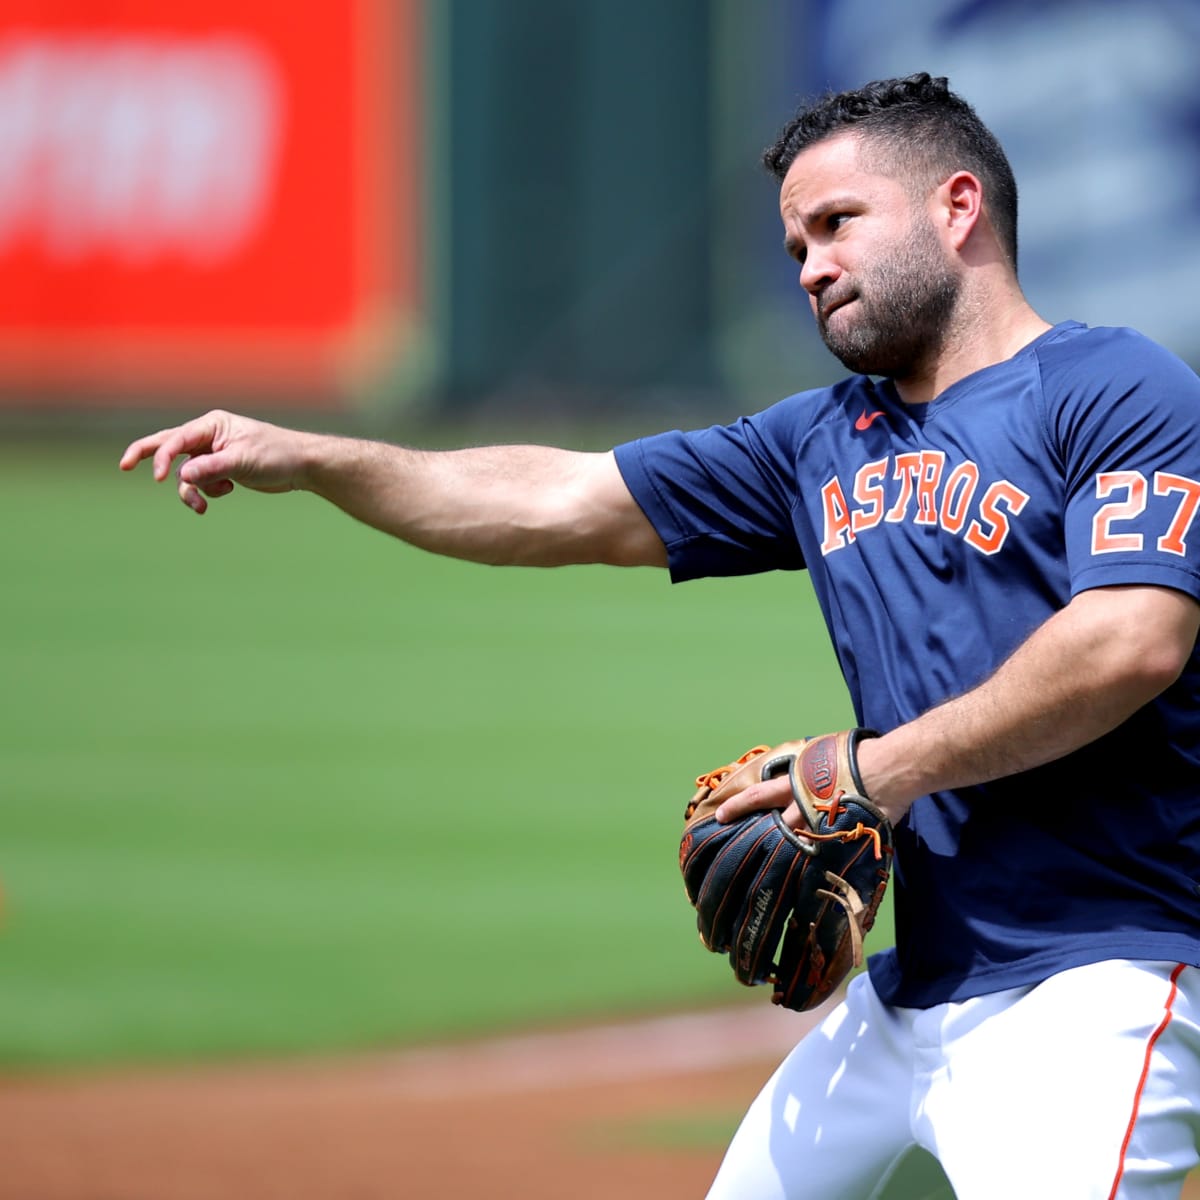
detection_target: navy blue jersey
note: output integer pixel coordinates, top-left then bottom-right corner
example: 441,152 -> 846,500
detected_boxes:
615,321 -> 1200,1007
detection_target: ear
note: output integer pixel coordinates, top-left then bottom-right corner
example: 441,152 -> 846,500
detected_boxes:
936,171 -> 983,251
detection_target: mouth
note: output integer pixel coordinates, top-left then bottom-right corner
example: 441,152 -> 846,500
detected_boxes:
820,294 -> 856,323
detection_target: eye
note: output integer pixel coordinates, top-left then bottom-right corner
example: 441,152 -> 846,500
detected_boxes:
827,212 -> 851,232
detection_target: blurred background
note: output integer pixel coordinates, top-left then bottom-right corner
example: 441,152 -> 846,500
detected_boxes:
1,2 -> 1198,1194
3,0 -> 1197,432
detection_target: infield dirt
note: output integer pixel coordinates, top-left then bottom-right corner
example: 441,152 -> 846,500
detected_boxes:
1,1002 -> 1197,1199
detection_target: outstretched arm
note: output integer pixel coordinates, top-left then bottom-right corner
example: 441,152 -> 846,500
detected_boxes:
119,409 -> 667,569
715,583 -> 1200,827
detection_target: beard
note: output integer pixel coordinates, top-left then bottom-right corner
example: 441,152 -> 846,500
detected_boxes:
817,214 -> 961,379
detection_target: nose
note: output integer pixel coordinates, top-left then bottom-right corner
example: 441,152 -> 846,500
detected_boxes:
799,246 -> 840,296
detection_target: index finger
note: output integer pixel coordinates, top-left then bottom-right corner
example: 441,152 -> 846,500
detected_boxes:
119,417 -> 220,482
714,774 -> 794,824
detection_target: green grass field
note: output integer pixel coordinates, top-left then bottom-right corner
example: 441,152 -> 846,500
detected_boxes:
0,438 -> 883,1069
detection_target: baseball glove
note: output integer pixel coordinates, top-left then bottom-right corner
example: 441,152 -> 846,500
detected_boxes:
679,730 -> 893,1011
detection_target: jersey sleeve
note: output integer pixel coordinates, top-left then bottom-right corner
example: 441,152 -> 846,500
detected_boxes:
613,399 -> 811,582
1044,328 -> 1200,601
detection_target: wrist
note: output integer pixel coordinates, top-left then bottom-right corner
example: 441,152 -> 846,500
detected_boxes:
852,733 -> 915,825
299,432 -> 359,497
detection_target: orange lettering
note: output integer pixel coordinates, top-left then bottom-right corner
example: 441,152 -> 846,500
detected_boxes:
914,451 -> 946,525
885,453 -> 922,523
940,461 -> 980,535
1154,472 -> 1200,556
966,481 -> 1031,555
851,458 -> 887,533
821,476 -> 855,553
1091,471 -> 1146,554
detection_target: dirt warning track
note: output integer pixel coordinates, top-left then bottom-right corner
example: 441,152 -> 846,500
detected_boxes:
0,1004 -> 814,1200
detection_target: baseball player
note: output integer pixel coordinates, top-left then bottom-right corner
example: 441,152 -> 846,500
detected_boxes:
122,74 -> 1200,1198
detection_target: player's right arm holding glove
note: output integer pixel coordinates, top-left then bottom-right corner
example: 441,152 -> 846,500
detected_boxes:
712,584 -> 1199,833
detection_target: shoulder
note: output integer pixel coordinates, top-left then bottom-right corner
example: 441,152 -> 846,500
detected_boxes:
1034,322 -> 1199,389
1029,324 -> 1200,473
1032,322 -> 1200,434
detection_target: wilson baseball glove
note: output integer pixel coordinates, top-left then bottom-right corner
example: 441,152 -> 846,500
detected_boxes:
679,730 -> 894,1011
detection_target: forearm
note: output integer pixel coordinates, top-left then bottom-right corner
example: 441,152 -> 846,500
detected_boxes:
300,435 -> 664,568
858,585 -> 1199,820
120,409 -> 666,567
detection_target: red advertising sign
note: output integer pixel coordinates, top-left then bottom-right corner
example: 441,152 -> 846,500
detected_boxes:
0,0 -> 421,405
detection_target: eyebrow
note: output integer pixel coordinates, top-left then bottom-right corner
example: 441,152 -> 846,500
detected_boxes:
782,193 -> 868,232
782,194 -> 863,259
800,195 -> 862,228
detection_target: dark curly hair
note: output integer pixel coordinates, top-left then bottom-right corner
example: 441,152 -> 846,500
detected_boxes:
763,73 -> 1019,268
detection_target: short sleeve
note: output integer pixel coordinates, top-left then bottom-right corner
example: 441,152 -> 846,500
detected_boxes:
1045,328 -> 1200,602
613,399 -> 815,582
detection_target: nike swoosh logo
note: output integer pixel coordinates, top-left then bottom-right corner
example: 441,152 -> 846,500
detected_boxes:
855,409 -> 886,431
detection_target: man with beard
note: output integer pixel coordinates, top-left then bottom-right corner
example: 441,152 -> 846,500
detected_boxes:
122,74 -> 1200,1198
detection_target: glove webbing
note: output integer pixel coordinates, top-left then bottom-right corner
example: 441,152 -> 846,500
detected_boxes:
685,744 -> 770,821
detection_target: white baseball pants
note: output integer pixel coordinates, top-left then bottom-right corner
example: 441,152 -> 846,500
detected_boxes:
706,960 -> 1200,1199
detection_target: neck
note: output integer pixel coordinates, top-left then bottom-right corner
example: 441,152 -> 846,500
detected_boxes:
892,287 -> 1052,406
